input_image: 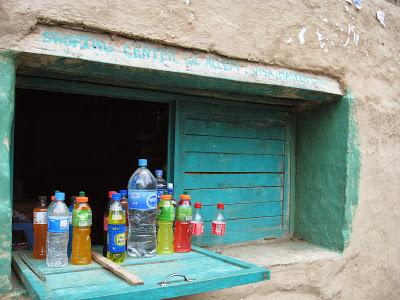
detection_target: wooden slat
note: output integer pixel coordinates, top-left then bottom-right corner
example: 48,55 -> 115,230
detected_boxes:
201,201 -> 282,222
185,153 -> 283,173
185,118 -> 284,140
187,186 -> 283,205
184,173 -> 283,189
184,135 -> 284,155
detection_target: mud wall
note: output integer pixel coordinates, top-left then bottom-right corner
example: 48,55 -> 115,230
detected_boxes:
1,0 -> 400,298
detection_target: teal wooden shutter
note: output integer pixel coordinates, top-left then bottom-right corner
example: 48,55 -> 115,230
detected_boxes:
174,100 -> 292,245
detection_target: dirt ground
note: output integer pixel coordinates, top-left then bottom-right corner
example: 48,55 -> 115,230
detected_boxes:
1,0 -> 400,298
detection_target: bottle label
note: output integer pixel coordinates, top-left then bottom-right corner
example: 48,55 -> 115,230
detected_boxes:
211,222 -> 226,236
72,210 -> 92,227
107,224 -> 126,253
191,221 -> 204,236
156,189 -> 165,203
128,190 -> 157,210
48,216 -> 69,233
103,215 -> 108,231
33,212 -> 47,224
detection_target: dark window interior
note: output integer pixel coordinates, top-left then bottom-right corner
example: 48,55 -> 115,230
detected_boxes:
13,88 -> 169,245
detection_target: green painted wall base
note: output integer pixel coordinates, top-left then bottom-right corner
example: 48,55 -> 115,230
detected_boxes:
0,52 -> 16,292
294,92 -> 360,251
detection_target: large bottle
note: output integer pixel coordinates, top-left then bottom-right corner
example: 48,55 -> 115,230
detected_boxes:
71,196 -> 92,265
155,169 -> 167,204
46,192 -> 70,268
103,191 -> 117,257
107,193 -> 126,263
156,194 -> 175,254
32,196 -> 48,259
127,159 -> 157,257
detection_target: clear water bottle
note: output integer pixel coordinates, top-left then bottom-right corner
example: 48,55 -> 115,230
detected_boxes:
46,192 -> 70,267
155,169 -> 167,204
127,159 -> 157,257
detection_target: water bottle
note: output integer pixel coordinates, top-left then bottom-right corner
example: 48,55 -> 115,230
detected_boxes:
190,202 -> 204,247
127,159 -> 157,257
46,192 -> 70,268
155,169 -> 167,204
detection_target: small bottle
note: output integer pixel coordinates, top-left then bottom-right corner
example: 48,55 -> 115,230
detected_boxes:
155,169 -> 167,204
107,193 -> 126,264
71,196 -> 92,265
174,194 -> 192,253
67,195 -> 77,258
190,202 -> 204,247
210,203 -> 226,252
32,196 -> 48,259
156,194 -> 175,254
167,183 -> 174,196
103,191 -> 117,257
46,192 -> 70,268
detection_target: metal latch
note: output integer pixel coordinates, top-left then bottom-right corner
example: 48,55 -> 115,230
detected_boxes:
158,273 -> 195,286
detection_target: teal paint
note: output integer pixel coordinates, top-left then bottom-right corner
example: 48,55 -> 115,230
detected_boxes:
0,52 -> 16,293
174,100 -> 292,245
294,91 -> 360,251
13,247 -> 268,299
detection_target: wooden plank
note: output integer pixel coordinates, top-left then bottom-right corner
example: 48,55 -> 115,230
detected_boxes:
184,135 -> 284,155
201,201 -> 282,222
92,252 -> 144,285
185,153 -> 283,173
187,186 -> 283,205
184,173 -> 283,189
185,118 -> 284,140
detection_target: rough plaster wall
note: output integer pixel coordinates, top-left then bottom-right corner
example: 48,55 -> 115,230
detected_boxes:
1,0 -> 400,299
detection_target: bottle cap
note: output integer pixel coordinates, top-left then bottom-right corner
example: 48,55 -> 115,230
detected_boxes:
217,203 -> 224,210
119,189 -> 128,197
55,192 -> 65,201
79,191 -> 85,197
138,159 -> 147,167
76,196 -> 88,203
167,183 -> 173,189
161,194 -> 172,201
194,202 -> 202,209
112,193 -> 121,201
180,194 -> 191,200
50,195 -> 55,201
155,169 -> 163,177
108,191 -> 117,199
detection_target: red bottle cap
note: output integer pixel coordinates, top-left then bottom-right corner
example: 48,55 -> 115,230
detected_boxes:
108,191 -> 117,199
194,202 -> 202,208
217,203 -> 224,210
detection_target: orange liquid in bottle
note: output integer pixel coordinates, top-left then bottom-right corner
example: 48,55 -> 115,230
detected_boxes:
32,197 -> 48,259
71,198 -> 92,265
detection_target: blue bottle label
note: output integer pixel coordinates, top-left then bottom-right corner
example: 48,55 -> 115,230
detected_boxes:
48,216 -> 70,233
107,224 -> 126,253
156,189 -> 165,203
128,190 -> 157,210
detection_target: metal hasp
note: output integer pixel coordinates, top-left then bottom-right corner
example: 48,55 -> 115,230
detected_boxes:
158,273 -> 195,286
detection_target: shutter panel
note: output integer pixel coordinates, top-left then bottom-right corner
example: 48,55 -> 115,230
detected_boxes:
174,100 -> 292,244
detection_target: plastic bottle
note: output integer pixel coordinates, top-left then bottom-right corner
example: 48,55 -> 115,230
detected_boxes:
46,192 -> 70,268
127,159 -> 158,258
190,202 -> 204,247
174,194 -> 192,253
155,169 -> 167,204
156,194 -> 175,254
107,193 -> 126,263
167,183 -> 174,196
67,196 -> 76,258
32,196 -> 48,259
103,191 -> 117,257
71,196 -> 92,265
210,203 -> 226,251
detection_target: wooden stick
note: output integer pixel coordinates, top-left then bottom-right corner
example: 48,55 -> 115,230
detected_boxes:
92,252 -> 144,285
